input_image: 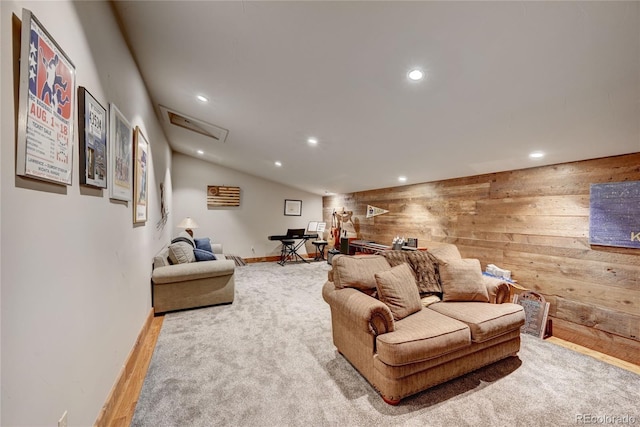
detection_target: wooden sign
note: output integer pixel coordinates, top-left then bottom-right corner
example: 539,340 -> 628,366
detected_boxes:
513,291 -> 550,339
207,186 -> 240,207
589,181 -> 640,249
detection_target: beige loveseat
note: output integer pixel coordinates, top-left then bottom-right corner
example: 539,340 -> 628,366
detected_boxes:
322,242 -> 525,405
152,237 -> 236,314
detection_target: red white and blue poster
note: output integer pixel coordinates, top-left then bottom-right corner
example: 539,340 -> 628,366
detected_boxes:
17,9 -> 76,185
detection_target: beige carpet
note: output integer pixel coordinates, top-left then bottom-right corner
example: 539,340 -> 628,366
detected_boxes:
132,261 -> 640,426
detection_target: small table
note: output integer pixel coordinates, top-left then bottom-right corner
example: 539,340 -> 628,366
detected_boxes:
312,240 -> 328,261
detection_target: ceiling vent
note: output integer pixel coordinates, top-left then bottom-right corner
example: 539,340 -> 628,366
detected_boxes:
159,105 -> 228,142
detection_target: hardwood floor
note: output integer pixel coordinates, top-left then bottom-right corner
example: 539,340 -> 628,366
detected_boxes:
101,315 -> 164,427
106,318 -> 639,426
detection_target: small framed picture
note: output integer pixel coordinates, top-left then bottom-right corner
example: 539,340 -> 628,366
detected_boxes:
108,103 -> 133,201
78,87 -> 107,188
284,199 -> 302,216
133,127 -> 149,224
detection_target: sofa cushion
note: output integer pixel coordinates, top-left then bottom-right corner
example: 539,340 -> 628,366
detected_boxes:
168,242 -> 196,264
194,248 -> 217,262
195,237 -> 213,253
439,258 -> 489,302
407,251 -> 442,294
332,255 -> 391,292
427,243 -> 462,262
428,302 -> 525,343
376,308 -> 470,366
374,263 -> 422,321
173,231 -> 195,248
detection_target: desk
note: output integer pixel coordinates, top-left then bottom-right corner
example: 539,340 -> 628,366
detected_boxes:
348,240 -> 428,255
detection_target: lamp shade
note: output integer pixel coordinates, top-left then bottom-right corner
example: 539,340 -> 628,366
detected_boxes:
178,217 -> 199,229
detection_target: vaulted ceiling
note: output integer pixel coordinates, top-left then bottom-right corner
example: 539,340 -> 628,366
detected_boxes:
111,1 -> 640,195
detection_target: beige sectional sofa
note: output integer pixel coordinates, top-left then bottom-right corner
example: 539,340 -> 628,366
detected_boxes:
152,237 -> 235,314
322,242 -> 525,405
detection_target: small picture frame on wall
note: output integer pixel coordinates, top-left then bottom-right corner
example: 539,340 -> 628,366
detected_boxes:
133,127 -> 149,224
108,103 -> 133,201
78,87 -> 107,188
284,199 -> 302,216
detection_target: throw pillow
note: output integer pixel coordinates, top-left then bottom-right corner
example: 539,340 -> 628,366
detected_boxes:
407,251 -> 442,294
439,258 -> 489,302
194,237 -> 213,253
194,248 -> 217,262
332,255 -> 391,292
168,241 -> 196,264
171,232 -> 195,248
374,263 -> 422,321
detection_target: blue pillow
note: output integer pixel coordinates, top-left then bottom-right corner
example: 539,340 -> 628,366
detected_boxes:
194,248 -> 217,262
194,237 -> 213,253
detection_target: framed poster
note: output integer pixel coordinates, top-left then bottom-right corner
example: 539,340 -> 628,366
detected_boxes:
133,127 -> 149,224
16,9 -> 76,185
78,87 -> 107,188
589,181 -> 640,249
109,103 -> 133,201
284,199 -> 302,216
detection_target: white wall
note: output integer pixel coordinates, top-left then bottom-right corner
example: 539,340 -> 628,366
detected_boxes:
172,153 -> 323,259
0,1 -> 173,426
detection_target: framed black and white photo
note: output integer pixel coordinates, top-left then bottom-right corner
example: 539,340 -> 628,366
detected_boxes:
78,87 -> 107,188
108,103 -> 133,201
284,199 -> 302,216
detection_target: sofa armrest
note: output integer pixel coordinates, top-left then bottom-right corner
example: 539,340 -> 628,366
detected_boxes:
152,259 -> 235,284
482,275 -> 511,304
322,281 -> 395,335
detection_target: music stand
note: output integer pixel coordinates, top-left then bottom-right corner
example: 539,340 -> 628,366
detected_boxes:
308,221 -> 328,261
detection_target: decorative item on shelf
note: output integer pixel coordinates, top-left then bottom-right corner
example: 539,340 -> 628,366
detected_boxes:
178,217 -> 199,237
78,86 -> 107,188
392,236 -> 405,250
16,9 -> 76,185
284,199 -> 302,216
406,237 -> 418,248
207,185 -> 240,207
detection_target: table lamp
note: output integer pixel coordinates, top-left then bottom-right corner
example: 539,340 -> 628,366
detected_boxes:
178,217 -> 199,237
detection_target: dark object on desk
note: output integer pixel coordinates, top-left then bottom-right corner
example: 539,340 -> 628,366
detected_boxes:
268,229 -> 318,266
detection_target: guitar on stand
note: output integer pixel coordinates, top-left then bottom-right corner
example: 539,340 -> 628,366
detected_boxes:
331,209 -> 340,250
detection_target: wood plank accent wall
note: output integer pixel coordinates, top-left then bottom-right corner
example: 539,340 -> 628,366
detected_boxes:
323,153 -> 640,365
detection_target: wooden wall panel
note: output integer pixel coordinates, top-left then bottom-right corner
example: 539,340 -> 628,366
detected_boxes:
323,153 -> 640,364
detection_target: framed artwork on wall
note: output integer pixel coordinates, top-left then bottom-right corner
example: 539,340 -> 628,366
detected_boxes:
16,8 -> 76,185
78,87 -> 107,188
284,199 -> 302,216
133,127 -> 149,224
108,103 -> 133,201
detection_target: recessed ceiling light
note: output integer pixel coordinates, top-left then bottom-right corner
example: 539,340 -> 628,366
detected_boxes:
197,150 -> 204,155
307,137 -> 318,145
529,151 -> 545,159
275,161 -> 282,167
407,69 -> 424,81
196,95 -> 208,103
398,176 -> 407,182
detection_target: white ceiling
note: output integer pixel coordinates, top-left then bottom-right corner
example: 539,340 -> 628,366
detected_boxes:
111,1 -> 640,195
